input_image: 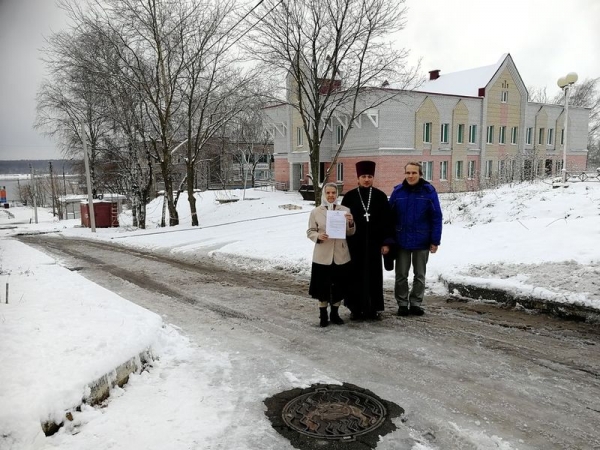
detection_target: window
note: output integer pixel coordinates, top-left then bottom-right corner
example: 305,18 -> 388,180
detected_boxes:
498,160 -> 506,177
299,164 -> 304,180
511,127 -> 518,145
499,126 -> 506,144
485,160 -> 493,178
561,129 -> 565,145
423,122 -> 432,143
336,162 -> 343,182
544,159 -> 553,176
538,128 -> 545,145
467,160 -> 476,179
440,161 -> 448,180
297,127 -> 304,146
536,161 -> 543,176
486,126 -> 494,144
457,124 -> 465,144
525,127 -> 533,145
547,128 -> 554,145
455,161 -> 464,179
422,161 -> 433,181
441,123 -> 449,143
469,125 -> 477,144
336,124 -> 344,146
556,159 -> 563,173
501,90 -> 508,103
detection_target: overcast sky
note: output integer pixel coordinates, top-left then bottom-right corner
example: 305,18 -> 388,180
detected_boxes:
0,0 -> 598,161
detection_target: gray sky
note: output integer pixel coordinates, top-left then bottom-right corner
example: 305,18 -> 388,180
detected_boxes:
0,0 -> 599,161
0,0 -> 68,160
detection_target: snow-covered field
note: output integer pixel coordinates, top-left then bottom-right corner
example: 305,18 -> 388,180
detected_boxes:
0,179 -> 599,449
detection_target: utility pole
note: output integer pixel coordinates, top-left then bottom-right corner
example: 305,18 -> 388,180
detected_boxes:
82,124 -> 96,232
29,164 -> 38,224
49,161 -> 56,217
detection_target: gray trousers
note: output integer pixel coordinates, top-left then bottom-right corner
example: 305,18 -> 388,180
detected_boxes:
394,248 -> 429,307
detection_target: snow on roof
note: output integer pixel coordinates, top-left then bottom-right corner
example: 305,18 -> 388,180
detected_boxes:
414,54 -> 508,97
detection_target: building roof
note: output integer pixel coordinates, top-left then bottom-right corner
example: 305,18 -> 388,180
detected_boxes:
414,54 -> 508,98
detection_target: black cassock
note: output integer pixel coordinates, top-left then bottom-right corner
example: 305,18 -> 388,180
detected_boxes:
341,186 -> 394,316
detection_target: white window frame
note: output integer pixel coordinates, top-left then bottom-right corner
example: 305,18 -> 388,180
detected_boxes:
422,161 -> 433,181
525,127 -> 533,145
511,127 -> 518,145
547,128 -> 554,145
485,160 -> 493,178
455,160 -> 464,179
441,123 -> 449,144
501,90 -> 508,103
336,162 -> 343,182
499,126 -> 506,144
467,160 -> 476,180
555,159 -> 563,173
486,126 -> 494,144
498,160 -> 506,177
457,124 -> 464,144
440,161 -> 448,180
297,127 -> 304,147
336,124 -> 344,146
538,128 -> 545,145
423,122 -> 432,143
469,125 -> 477,144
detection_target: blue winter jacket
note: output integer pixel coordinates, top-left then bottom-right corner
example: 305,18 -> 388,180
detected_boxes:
389,179 -> 443,250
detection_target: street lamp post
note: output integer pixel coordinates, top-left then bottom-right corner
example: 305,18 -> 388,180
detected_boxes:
557,72 -> 578,183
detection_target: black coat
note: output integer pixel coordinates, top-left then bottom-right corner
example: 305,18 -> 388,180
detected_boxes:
341,186 -> 394,314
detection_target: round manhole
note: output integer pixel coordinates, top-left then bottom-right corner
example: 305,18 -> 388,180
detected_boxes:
282,388 -> 387,440
265,383 -> 403,449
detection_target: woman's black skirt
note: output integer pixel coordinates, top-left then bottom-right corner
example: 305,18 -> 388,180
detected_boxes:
309,261 -> 351,303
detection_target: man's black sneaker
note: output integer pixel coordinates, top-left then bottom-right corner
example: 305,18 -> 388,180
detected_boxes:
397,306 -> 409,316
410,306 -> 425,316
350,312 -> 365,321
367,312 -> 383,321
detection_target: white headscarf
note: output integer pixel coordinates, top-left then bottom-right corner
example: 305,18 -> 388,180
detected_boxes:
321,182 -> 339,210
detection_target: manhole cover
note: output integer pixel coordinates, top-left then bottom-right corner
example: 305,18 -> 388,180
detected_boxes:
282,388 -> 386,440
265,383 -> 403,449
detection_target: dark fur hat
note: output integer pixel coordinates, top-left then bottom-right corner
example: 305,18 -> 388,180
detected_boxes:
356,160 -> 376,177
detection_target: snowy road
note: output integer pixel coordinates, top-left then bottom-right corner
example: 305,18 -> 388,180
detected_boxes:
20,235 -> 600,450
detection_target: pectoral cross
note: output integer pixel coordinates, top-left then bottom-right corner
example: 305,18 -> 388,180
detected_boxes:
364,212 -> 370,222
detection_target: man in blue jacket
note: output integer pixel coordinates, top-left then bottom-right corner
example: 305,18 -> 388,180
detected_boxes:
389,162 -> 443,316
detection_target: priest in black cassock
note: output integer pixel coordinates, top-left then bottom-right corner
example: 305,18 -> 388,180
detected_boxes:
341,161 -> 394,320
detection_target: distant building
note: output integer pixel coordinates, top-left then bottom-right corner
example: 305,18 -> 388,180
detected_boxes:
266,54 -> 589,194
155,137 -> 273,193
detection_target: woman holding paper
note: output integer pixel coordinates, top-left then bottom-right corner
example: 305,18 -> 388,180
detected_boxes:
307,182 -> 355,327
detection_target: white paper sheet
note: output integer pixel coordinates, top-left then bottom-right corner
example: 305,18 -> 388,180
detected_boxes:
326,210 -> 347,239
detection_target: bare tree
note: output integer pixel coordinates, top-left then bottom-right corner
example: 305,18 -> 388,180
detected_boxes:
35,26 -> 114,198
229,107 -> 273,199
65,0 -> 199,226
36,15 -> 158,227
246,0 -> 418,204
527,86 -> 550,103
177,0 -> 263,226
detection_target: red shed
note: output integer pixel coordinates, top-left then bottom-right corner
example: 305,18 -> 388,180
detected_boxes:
80,201 -> 119,228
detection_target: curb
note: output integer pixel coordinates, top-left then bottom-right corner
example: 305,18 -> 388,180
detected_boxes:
442,279 -> 600,323
41,349 -> 153,436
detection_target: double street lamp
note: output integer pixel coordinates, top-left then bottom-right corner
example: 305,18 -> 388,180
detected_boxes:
557,72 -> 578,183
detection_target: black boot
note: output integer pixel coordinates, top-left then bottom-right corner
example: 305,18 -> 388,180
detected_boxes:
330,305 -> 344,325
319,307 -> 329,327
